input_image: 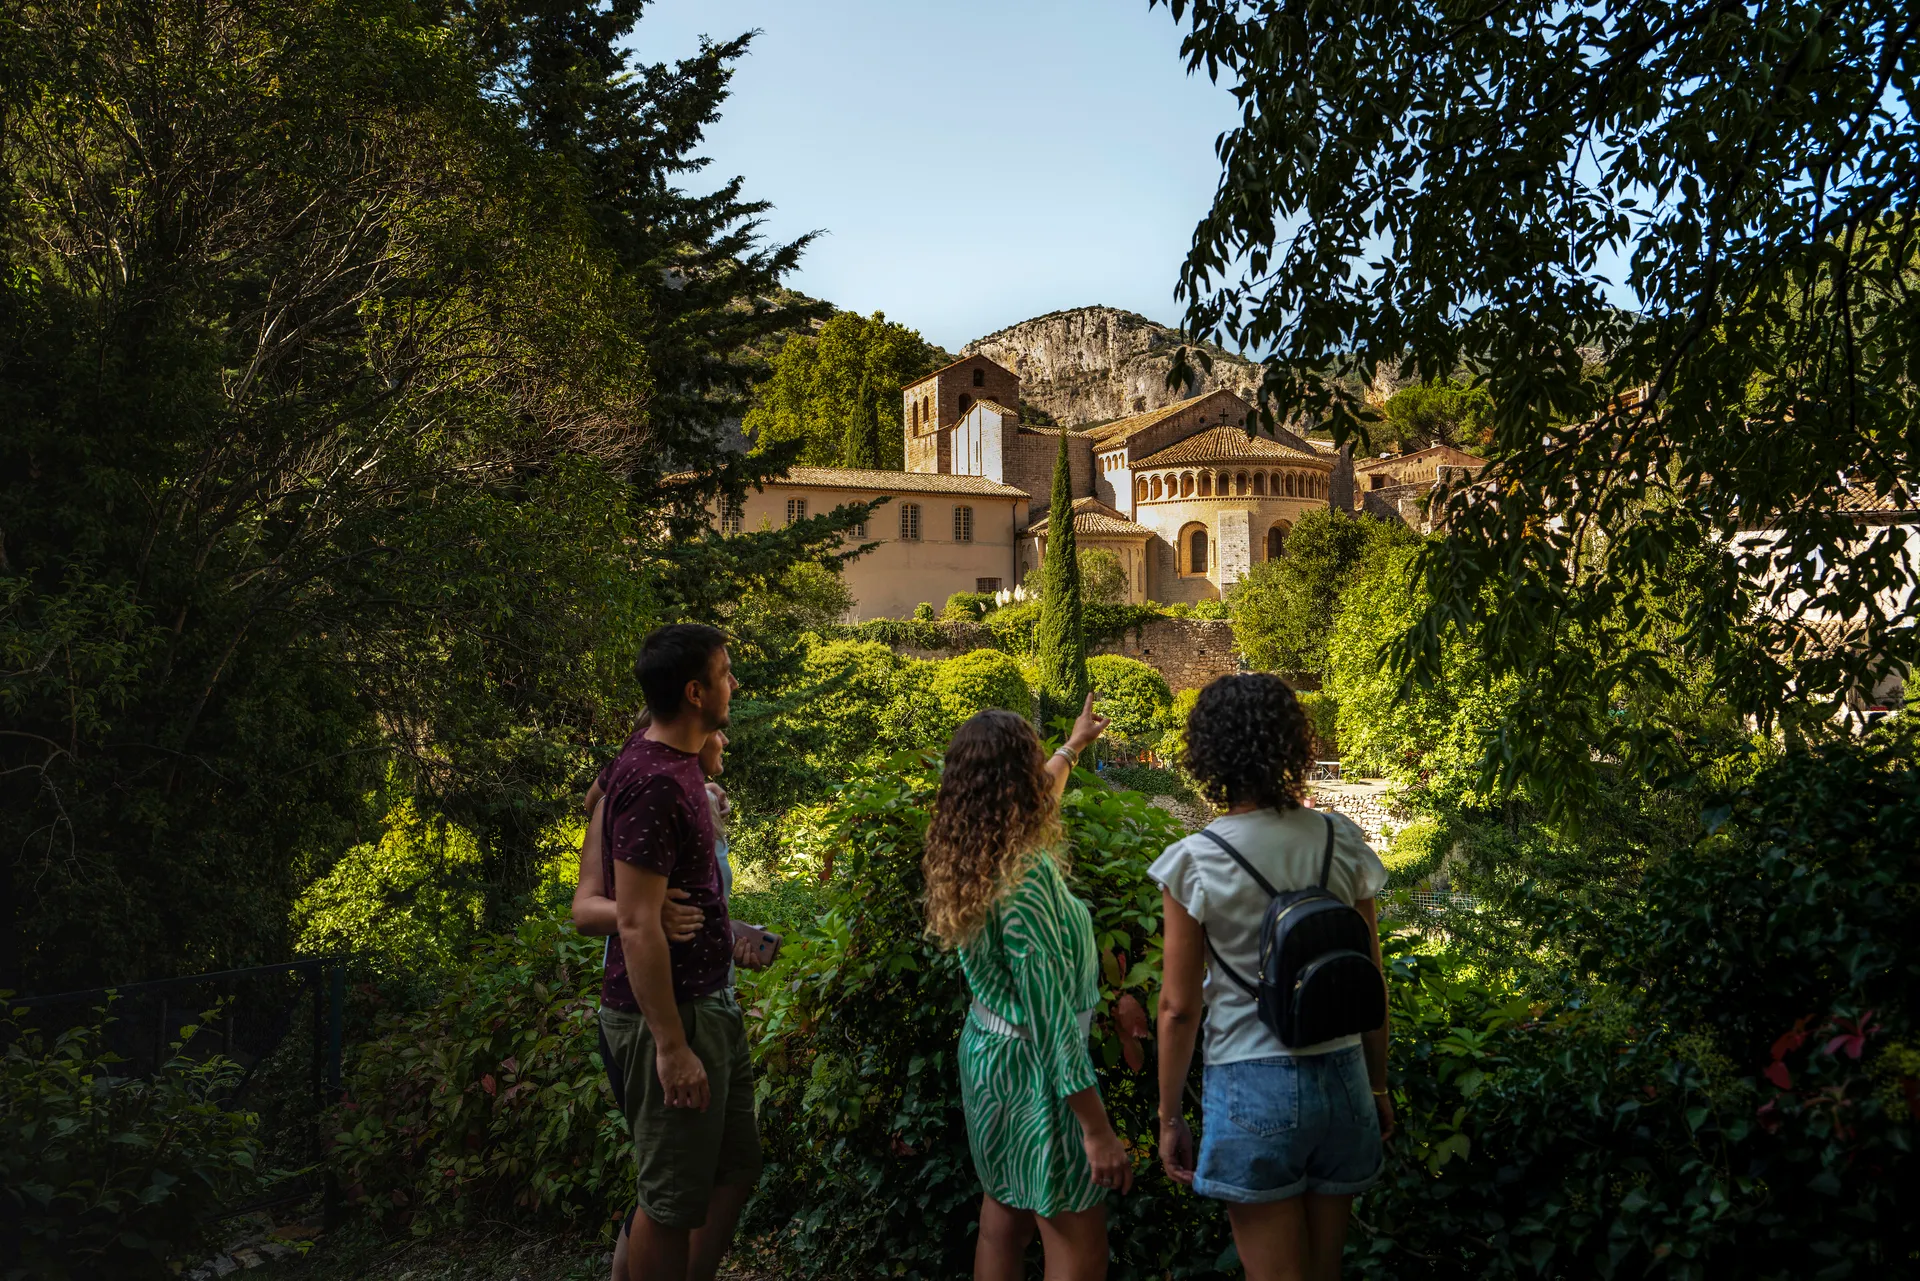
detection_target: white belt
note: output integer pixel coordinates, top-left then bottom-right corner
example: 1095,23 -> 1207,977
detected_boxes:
970,1001 -> 1094,1042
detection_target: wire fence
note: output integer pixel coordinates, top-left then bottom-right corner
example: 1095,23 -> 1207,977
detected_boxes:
13,957 -> 350,1222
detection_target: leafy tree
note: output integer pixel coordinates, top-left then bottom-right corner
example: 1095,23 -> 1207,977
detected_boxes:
1232,510 -> 1417,674
1378,379 -> 1495,453
1078,548 -> 1129,605
1163,0 -> 1920,811
745,311 -> 944,469
1035,433 -> 1089,721
0,0 -> 860,989
926,650 -> 1034,741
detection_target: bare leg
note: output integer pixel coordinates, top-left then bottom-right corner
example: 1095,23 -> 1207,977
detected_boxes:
1225,1199 -> 1309,1281
687,1181 -> 753,1281
628,1210 -> 690,1281
1302,1194 -> 1354,1281
975,1195 -> 1037,1281
1031,1202 -> 1109,1281
610,1212 -> 630,1281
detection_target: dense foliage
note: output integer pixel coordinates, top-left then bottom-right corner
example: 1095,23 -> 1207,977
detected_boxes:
1086,655 -> 1176,750
1231,509 -> 1416,675
1377,379 -> 1496,454
1163,0 -> 1920,810
1,1005 -> 263,1280
0,0 -> 852,991
744,311 -> 946,470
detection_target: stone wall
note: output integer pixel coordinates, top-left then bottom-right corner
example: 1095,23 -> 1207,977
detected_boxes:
1092,617 -> 1241,691
871,616 -> 1244,693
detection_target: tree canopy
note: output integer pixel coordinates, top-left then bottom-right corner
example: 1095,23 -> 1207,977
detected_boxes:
0,0 -> 859,990
1163,0 -> 1920,809
744,311 -> 945,470
1232,510 -> 1419,675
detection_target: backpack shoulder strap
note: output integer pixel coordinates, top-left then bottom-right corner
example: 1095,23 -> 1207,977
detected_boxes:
1197,827 -> 1282,899
1204,932 -> 1260,999
1317,812 -> 1336,890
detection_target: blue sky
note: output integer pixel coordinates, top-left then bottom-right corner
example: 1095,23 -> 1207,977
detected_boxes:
626,0 -> 1240,352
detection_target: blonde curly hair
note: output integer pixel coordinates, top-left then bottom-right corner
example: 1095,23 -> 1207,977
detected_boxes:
922,710 -> 1064,949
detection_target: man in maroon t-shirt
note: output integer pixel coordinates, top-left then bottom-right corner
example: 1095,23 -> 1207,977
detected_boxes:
598,623 -> 760,1281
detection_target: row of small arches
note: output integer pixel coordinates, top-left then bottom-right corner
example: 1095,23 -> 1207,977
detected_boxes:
1178,521 -> 1291,576
1138,469 -> 1327,502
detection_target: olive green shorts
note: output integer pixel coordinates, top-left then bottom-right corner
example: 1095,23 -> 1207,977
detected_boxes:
599,992 -> 762,1229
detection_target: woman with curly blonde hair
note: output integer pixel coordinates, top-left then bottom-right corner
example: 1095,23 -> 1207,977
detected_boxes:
924,695 -> 1130,1281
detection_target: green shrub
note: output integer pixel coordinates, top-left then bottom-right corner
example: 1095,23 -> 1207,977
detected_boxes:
329,918 -> 623,1232
1295,689 -> 1338,759
1087,654 -> 1173,744
0,1005 -> 264,1280
1100,762 -> 1199,804
1378,816 -> 1446,886
1189,598 -> 1230,620
912,601 -> 935,621
829,617 -> 964,653
941,592 -> 995,622
1353,738 -> 1920,1279
744,751 -> 1220,1281
926,649 -> 1033,739
1165,687 -> 1201,764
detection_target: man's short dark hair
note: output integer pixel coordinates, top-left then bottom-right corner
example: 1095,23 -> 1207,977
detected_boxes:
636,624 -> 728,720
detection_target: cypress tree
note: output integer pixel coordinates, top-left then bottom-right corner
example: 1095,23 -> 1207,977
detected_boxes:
1036,430 -> 1088,724
841,371 -> 882,468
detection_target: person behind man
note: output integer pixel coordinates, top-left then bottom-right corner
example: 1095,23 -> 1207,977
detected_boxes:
598,624 -> 758,1281
1150,674 -> 1392,1281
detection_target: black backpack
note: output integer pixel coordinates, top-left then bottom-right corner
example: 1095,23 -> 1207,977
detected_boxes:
1198,815 -> 1386,1049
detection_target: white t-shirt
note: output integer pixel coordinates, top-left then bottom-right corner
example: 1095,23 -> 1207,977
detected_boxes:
1147,806 -> 1388,1065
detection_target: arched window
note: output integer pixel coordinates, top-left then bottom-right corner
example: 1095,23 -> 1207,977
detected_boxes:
1236,472 -> 1249,495
1267,523 -> 1287,560
1136,477 -> 1149,503
900,502 -> 922,541
1199,472 -> 1212,497
972,368 -> 985,387
1253,472 -> 1266,495
1181,472 -> 1195,497
1189,528 -> 1209,574
957,394 -> 973,416
1151,475 -> 1163,500
1285,473 -> 1297,497
1219,472 -> 1232,496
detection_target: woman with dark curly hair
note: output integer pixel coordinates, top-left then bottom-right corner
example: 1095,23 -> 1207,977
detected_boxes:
923,695 -> 1130,1281
1149,674 -> 1391,1281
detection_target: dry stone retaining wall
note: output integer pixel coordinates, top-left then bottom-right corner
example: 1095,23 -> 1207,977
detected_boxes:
1091,618 -> 1241,691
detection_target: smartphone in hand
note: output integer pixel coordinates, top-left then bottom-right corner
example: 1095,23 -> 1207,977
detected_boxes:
730,920 -> 782,969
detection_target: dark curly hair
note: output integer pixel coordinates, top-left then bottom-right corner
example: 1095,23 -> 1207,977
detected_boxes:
922,710 -> 1063,948
1180,673 -> 1316,811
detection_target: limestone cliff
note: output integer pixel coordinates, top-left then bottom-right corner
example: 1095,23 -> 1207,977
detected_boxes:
959,305 -> 1264,429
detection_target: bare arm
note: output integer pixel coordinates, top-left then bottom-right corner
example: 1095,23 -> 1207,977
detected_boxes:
613,859 -> 709,1110
1357,896 -> 1394,1138
1042,692 -> 1111,797
570,799 -> 617,936
573,799 -> 703,941
1155,889 -> 1206,1184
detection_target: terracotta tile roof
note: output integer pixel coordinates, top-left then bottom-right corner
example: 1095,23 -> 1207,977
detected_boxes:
762,467 -> 1029,498
901,353 -> 1014,391
1352,444 -> 1489,472
1835,483 -> 1918,515
1084,393 -> 1221,444
1134,426 -> 1329,468
1017,425 -> 1099,438
1026,497 -> 1153,538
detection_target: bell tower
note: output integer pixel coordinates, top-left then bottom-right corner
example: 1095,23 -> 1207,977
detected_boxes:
903,356 -> 1021,473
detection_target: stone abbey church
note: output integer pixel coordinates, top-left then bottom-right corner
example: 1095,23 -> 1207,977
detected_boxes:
727,353 -> 1367,621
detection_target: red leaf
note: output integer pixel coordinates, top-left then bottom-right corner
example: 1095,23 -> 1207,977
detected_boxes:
1114,994 -> 1151,1041
1771,1029 -> 1806,1060
1763,1061 -> 1793,1090
1825,1033 -> 1866,1060
481,1073 -> 497,1097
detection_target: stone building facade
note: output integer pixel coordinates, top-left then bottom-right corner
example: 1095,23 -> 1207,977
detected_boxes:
734,351 -> 1342,616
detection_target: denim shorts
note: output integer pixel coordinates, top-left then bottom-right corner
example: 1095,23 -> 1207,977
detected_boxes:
1194,1045 -> 1383,1202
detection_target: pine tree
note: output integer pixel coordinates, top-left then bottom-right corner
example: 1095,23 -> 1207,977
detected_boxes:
1036,431 -> 1088,725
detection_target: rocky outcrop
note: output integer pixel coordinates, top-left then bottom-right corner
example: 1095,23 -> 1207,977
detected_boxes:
960,306 -> 1265,429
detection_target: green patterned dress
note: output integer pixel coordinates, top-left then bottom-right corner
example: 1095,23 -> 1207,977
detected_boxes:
957,851 -> 1103,1216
